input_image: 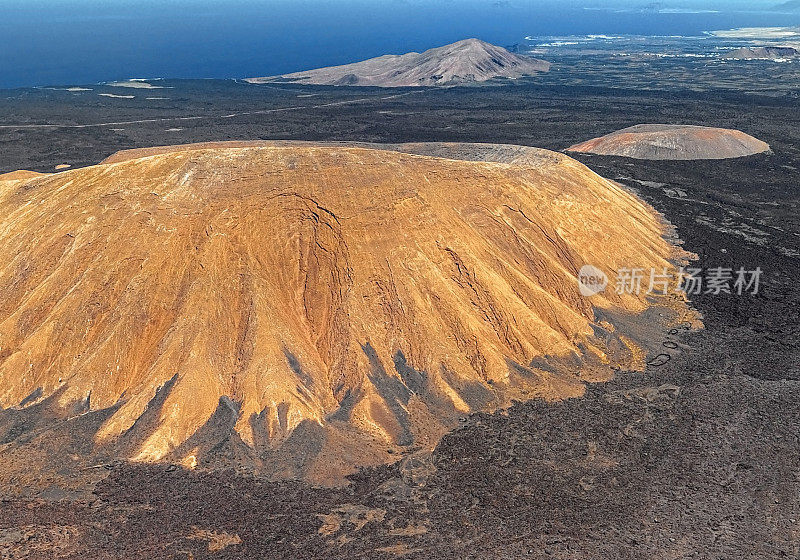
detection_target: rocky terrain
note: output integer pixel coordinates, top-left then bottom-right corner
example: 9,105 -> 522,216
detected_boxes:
0,141 -> 688,488
0,170 -> 46,182
246,39 -> 550,87
568,124 -> 771,160
722,46 -> 800,59
0,79 -> 797,559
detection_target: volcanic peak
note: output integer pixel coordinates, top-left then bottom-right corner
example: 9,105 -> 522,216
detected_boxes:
0,142 -> 690,482
247,38 -> 550,87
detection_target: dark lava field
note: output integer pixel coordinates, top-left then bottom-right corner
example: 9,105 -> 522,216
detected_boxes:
0,79 -> 798,558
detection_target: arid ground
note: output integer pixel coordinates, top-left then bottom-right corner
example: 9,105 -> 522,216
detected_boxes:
0,78 -> 798,558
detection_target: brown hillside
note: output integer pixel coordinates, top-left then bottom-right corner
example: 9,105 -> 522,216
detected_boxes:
568,124 -> 771,160
0,170 -> 48,182
0,143 -> 690,483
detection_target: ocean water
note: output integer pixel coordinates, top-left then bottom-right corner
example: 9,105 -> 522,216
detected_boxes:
1,0 -> 799,89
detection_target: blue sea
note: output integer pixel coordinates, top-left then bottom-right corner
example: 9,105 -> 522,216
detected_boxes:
1,0 -> 799,89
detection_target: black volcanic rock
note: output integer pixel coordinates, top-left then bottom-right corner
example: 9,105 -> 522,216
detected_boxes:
722,46 -> 800,59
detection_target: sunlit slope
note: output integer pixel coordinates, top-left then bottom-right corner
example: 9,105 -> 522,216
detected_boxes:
247,38 -> 550,87
0,143 -> 687,478
569,124 -> 770,160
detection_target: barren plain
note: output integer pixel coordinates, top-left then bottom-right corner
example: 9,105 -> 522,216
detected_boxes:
0,58 -> 797,558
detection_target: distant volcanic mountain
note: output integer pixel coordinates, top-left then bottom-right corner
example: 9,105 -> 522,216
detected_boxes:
722,46 -> 800,60
0,142 -> 690,485
772,0 -> 800,11
568,125 -> 771,160
246,39 -> 550,87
